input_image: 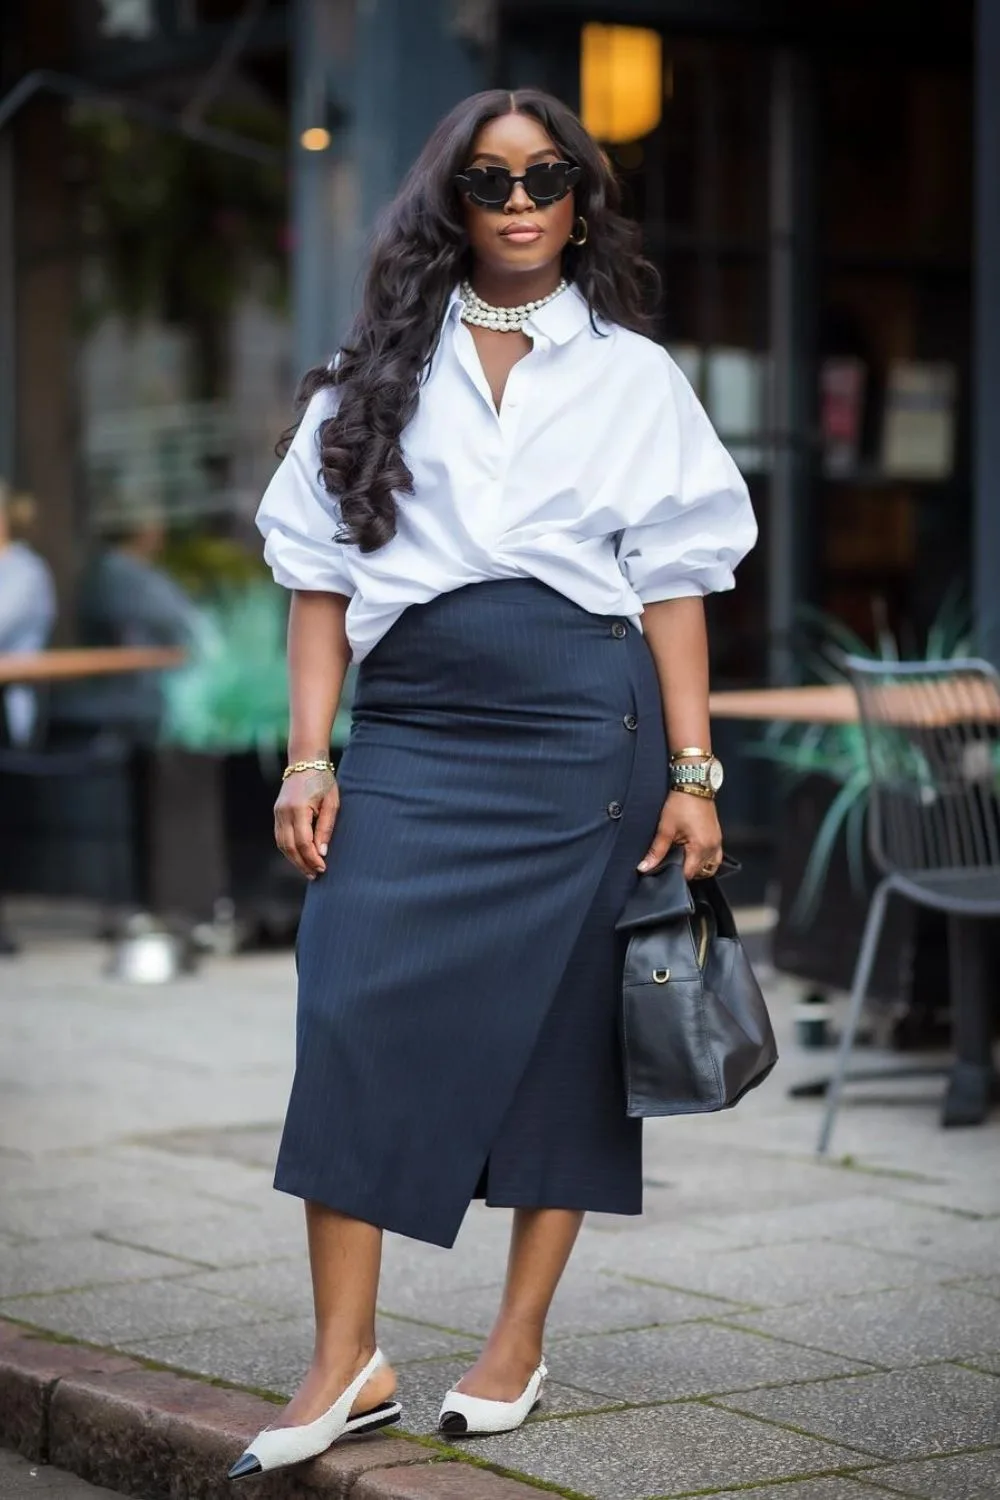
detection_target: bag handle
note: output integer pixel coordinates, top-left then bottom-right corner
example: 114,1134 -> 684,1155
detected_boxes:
615,845 -> 741,933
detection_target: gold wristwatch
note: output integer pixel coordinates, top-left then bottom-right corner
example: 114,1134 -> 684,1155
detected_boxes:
669,747 -> 724,800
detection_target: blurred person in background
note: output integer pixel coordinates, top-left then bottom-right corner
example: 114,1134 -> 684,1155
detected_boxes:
0,481 -> 56,748
228,88 -> 756,1481
0,482 -> 57,955
53,506 -> 197,747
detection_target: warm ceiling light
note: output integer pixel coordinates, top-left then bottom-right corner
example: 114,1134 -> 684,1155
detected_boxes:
581,23 -> 663,144
300,126 -> 332,152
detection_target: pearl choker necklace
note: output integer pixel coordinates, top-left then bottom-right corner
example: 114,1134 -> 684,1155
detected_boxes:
459,279 -> 568,333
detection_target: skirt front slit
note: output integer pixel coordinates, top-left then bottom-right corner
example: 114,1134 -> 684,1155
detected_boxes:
275,579 -> 666,1247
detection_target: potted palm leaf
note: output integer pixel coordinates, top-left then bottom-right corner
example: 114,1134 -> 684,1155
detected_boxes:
152,583 -> 354,940
756,601 -> 968,1014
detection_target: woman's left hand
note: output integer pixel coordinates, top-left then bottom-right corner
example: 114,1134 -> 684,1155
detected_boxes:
637,791 -> 724,881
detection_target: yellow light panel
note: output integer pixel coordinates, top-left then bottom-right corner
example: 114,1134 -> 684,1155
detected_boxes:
581,23 -> 663,145
300,126 -> 332,152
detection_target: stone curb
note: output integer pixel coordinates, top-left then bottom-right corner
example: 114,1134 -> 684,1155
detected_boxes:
0,1321 -> 542,1500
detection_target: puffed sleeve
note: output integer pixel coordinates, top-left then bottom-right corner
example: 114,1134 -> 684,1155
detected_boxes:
255,386 -> 354,597
617,351 -> 757,602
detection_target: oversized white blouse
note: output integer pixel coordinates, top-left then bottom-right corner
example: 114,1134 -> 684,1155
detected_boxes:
257,282 -> 757,663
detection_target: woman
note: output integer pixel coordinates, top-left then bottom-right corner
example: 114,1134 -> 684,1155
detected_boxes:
229,88 -> 756,1480
0,483 -> 56,749
0,483 -> 57,956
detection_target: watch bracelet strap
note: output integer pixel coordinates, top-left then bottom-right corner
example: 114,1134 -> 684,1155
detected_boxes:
671,761 -> 711,784
282,758 -> 336,782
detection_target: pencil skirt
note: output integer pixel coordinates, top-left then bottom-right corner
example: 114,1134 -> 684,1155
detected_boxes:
274,579 -> 667,1247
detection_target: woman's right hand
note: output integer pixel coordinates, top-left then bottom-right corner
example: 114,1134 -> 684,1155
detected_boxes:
274,766 -> 339,879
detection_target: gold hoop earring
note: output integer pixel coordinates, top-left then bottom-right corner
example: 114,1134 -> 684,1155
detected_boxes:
568,216 -> 588,247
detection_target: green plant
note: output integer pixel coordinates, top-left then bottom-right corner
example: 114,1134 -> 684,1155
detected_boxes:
72,104 -> 288,331
161,583 -> 354,755
162,532 -> 270,598
753,594 -> 975,926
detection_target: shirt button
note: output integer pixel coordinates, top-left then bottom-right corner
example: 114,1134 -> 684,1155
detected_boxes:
611,622 -> 627,639
607,801 -> 623,819
623,714 -> 638,731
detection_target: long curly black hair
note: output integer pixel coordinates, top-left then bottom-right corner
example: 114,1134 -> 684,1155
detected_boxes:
288,88 -> 660,554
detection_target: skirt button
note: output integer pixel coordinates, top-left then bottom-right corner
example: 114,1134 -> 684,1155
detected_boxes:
611,621 -> 627,639
607,801 -> 623,819
623,713 -> 638,731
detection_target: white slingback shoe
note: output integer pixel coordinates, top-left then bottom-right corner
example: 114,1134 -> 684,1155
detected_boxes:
227,1348 -> 402,1480
437,1360 -> 547,1437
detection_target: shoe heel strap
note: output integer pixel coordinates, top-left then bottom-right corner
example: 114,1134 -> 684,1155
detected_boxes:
343,1348 -> 383,1410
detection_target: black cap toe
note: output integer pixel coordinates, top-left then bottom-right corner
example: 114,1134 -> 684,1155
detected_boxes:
227,1453 -> 263,1481
438,1411 -> 468,1435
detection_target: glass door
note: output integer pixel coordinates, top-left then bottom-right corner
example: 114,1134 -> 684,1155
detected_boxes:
611,36 -> 773,689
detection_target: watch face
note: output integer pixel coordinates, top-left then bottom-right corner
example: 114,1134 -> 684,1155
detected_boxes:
709,758 -> 725,792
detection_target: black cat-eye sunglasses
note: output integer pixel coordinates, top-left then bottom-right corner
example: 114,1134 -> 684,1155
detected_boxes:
454,160 -> 582,210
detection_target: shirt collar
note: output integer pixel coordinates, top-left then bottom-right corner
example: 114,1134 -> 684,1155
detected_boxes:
444,280 -> 596,346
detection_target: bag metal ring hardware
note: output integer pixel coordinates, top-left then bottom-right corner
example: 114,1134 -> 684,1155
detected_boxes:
652,968 -> 670,984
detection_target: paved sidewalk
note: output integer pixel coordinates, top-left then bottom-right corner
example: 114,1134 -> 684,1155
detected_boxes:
0,1448 -> 122,1500
1,905 -> 998,1500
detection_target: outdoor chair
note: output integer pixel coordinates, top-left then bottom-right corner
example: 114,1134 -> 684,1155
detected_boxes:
817,655 -> 1000,1154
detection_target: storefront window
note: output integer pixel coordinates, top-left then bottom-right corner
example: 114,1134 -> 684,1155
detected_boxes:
815,59 -> 972,645
72,104 -> 291,595
600,36 -> 771,687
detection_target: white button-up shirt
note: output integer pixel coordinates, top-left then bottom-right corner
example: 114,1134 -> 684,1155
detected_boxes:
257,283 -> 756,662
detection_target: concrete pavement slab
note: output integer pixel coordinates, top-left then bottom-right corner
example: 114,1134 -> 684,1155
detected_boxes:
630,1238 -> 953,1309
0,1449 -> 122,1500
376,1314 -> 481,1364
180,1259 -> 317,1319
86,1205 -> 308,1267
865,1449 -> 1000,1497
135,1122 -> 283,1171
720,1364 -> 1000,1459
886,1180 -> 1000,1219
700,1196 -> 968,1251
731,1285 -> 1000,1366
0,1235 -> 193,1299
181,1247 -> 507,1324
541,1322 -> 873,1403
830,1214 -> 1000,1278
0,1186 -> 274,1248
958,1276 -> 1000,1301
122,1312 -> 477,1391
562,1224 -> 747,1287
120,1317 -> 317,1392
390,1270 -> 740,1341
0,1278 -> 287,1345
591,1139 -> 891,1227
697,1482 -> 901,1500
353,1467 -> 550,1500
458,1400 -> 865,1499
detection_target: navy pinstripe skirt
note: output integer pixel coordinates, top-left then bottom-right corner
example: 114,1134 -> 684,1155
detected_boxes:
275,579 -> 666,1247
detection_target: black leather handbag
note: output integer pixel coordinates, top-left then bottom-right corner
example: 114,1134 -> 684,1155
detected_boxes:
615,847 -> 778,1117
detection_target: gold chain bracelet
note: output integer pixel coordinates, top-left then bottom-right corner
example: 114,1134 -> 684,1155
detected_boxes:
281,759 -> 336,783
